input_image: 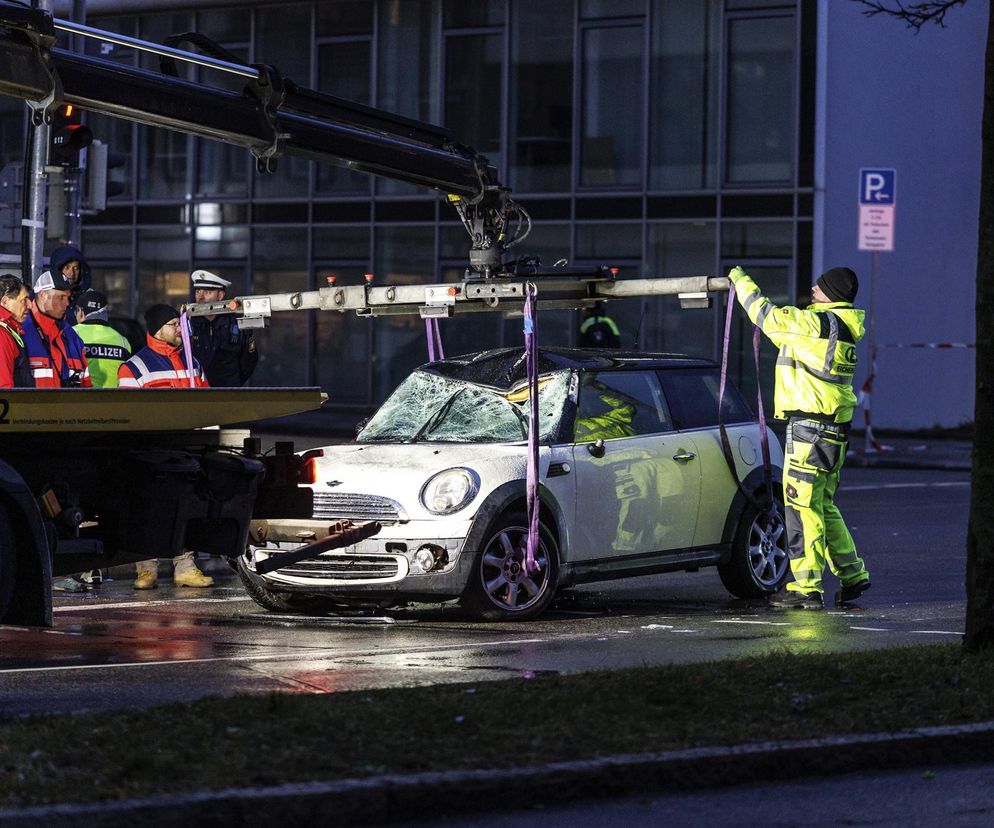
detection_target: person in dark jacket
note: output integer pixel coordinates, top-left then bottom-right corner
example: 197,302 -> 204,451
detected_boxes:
188,269 -> 258,387
0,274 -> 32,388
48,244 -> 91,324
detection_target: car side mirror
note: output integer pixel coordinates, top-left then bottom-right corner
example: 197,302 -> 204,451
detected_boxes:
587,438 -> 605,458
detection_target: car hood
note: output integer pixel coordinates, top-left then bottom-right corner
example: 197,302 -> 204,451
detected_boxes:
312,442 -> 536,518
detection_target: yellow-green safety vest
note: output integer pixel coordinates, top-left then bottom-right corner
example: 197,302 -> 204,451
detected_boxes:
730,267 -> 865,424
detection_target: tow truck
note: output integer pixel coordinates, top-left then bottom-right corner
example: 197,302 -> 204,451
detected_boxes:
0,2 -> 729,625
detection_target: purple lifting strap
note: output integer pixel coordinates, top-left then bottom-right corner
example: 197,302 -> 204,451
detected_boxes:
719,284 -> 775,520
523,283 -> 541,574
425,317 -> 444,362
179,311 -> 196,388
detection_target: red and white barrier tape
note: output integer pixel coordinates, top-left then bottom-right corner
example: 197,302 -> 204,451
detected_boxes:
878,343 -> 975,349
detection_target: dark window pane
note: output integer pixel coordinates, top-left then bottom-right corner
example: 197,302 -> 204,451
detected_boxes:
197,46 -> 248,196
373,226 -> 435,401
650,0 -> 719,190
316,1 -> 373,36
575,370 -> 670,441
196,8 -> 250,44
377,0 -> 440,195
510,0 -> 572,192
580,0 -> 645,18
445,34 -> 503,168
721,221 -> 793,259
646,222 -> 716,358
315,265 -> 371,405
443,0 -> 506,28
726,16 -> 795,184
137,14 -> 192,199
314,226 -> 370,261
136,228 -> 189,314
252,228 -> 310,387
194,224 -> 249,261
581,25 -> 643,187
316,40 -> 372,194
255,3 -> 313,198
658,367 -> 753,430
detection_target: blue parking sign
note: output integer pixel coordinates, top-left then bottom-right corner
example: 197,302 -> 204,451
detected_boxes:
859,168 -> 896,205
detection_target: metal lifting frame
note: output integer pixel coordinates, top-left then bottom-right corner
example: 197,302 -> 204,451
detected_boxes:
185,267 -> 729,325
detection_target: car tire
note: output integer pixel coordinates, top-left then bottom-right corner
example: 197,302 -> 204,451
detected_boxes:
236,554 -> 362,615
718,493 -> 789,599
461,509 -> 559,621
0,510 -> 16,622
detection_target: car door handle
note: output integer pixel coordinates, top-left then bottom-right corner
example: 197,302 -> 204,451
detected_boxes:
672,451 -> 697,463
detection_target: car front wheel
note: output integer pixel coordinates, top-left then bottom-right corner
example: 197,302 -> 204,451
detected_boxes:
0,511 -> 16,622
461,509 -> 559,621
718,494 -> 789,599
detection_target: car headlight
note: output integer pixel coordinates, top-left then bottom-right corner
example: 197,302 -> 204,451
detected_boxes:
420,467 -> 480,515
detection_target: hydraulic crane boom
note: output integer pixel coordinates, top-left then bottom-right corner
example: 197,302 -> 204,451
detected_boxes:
0,1 -> 522,276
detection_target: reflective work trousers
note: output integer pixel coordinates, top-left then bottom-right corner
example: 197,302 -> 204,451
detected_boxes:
783,419 -> 869,595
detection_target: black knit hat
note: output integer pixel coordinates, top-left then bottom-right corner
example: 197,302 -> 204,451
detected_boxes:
78,289 -> 108,317
816,267 -> 859,303
144,303 -> 180,337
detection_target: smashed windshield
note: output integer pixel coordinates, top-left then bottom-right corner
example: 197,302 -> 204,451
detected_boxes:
358,369 -> 572,444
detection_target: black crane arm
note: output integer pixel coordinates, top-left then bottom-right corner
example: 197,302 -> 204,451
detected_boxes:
0,1 -> 523,276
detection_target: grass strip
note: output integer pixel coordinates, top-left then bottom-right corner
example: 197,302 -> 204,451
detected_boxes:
1,642 -> 993,808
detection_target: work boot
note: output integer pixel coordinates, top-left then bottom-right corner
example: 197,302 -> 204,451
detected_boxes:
133,569 -> 158,590
768,587 -> 823,610
53,576 -> 86,593
835,579 -> 871,607
173,566 -> 214,588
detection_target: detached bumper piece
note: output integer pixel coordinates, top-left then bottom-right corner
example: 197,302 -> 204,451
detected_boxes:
254,520 -> 382,576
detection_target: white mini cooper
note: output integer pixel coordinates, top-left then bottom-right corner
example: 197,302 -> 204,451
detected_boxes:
237,348 -> 788,620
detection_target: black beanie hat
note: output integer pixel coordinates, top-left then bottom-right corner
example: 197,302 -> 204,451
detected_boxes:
144,303 -> 180,337
816,267 -> 858,303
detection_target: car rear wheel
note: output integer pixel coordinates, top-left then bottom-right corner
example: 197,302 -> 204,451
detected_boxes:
461,509 -> 559,621
718,494 -> 789,599
0,510 -> 16,622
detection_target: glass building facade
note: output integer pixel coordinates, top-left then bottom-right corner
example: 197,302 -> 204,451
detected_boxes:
2,0 -> 816,414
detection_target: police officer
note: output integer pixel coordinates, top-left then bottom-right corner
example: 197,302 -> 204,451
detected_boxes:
189,270 -> 258,387
74,290 -> 131,388
728,265 -> 871,610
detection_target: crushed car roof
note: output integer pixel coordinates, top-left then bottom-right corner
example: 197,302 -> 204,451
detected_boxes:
423,347 -> 715,390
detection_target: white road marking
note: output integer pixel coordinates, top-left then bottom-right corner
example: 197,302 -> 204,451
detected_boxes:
845,481 -> 969,492
909,630 -> 962,636
849,626 -> 890,632
710,619 -> 791,627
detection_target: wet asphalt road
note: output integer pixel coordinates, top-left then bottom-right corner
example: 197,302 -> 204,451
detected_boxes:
0,466 -> 969,716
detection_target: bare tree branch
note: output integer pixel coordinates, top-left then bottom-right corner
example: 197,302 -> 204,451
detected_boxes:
851,0 -> 969,31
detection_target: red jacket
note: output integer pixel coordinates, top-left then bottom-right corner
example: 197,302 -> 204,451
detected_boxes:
118,334 -> 209,389
22,305 -> 92,388
0,306 -> 30,388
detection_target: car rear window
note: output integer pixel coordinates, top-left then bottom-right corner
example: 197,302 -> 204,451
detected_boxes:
657,367 -> 754,430
574,370 -> 672,441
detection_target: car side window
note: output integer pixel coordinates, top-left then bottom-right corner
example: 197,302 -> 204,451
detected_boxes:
574,370 -> 672,442
657,367 -> 755,430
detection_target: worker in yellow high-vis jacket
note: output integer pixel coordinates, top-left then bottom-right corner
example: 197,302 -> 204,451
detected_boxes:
728,265 -> 871,610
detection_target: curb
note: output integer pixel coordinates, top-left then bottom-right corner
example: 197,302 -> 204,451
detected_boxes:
3,721 -> 994,826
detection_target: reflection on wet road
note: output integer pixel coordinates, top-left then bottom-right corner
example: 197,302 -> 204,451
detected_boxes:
0,468 -> 968,715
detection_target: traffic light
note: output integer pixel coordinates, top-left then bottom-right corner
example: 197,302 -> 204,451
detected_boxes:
49,103 -> 92,168
85,140 -> 128,211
